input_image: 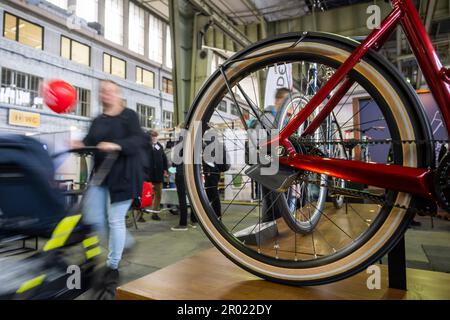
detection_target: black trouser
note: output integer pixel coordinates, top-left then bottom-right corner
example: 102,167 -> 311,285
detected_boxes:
175,171 -> 197,226
261,185 -> 281,223
205,172 -> 221,218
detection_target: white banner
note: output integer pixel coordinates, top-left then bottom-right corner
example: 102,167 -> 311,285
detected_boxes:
264,64 -> 293,109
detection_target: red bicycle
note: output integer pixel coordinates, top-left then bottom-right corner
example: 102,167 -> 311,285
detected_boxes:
183,0 -> 450,285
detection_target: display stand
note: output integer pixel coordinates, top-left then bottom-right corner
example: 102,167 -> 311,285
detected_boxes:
117,247 -> 450,300
387,236 -> 407,290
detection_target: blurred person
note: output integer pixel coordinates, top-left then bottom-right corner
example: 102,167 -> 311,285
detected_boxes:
203,132 -> 230,219
72,80 -> 146,298
248,87 -> 290,130
165,138 -> 176,188
146,130 -> 168,221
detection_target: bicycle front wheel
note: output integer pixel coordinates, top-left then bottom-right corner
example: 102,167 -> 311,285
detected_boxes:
184,32 -> 431,285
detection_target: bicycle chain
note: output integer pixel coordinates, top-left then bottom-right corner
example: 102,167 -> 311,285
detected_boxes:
289,136 -> 450,216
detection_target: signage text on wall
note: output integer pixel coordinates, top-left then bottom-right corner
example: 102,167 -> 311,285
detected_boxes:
8,109 -> 41,128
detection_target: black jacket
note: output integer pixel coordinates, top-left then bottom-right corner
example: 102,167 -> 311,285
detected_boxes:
146,142 -> 168,183
83,108 -> 147,203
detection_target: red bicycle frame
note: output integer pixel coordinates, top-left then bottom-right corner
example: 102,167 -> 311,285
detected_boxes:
275,0 -> 450,200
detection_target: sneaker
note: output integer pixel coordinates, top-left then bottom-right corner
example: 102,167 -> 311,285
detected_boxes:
171,225 -> 188,231
151,213 -> 161,221
189,222 -> 198,229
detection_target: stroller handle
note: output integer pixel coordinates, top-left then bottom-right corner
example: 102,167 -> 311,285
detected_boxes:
52,146 -> 104,159
52,147 -> 118,187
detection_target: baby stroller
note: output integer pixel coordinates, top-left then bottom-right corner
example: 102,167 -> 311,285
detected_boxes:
0,134 -> 115,299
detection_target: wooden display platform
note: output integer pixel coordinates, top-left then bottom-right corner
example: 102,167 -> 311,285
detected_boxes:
117,247 -> 450,300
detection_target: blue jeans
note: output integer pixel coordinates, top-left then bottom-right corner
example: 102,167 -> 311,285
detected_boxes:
83,186 -> 132,270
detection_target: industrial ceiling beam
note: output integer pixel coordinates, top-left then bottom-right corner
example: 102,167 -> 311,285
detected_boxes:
188,0 -> 252,48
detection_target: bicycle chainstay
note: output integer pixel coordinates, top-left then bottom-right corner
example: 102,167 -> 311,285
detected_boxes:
287,136 -> 450,216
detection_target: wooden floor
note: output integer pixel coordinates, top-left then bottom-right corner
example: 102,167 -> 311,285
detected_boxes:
116,247 -> 450,300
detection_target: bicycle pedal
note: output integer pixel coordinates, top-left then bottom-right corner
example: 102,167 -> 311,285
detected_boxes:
245,164 -> 300,193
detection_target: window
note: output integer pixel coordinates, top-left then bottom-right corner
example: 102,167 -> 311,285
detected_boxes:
103,53 -> 126,79
71,87 -> 91,117
218,101 -> 227,112
76,0 -> 98,22
129,2 -> 145,55
136,67 -> 154,88
105,0 -> 124,45
3,12 -> 43,50
137,104 -> 155,128
46,0 -> 68,9
0,68 -> 43,108
162,110 -> 173,128
148,14 -> 164,64
162,77 -> 173,94
230,103 -> 240,116
61,36 -> 90,66
165,24 -> 172,68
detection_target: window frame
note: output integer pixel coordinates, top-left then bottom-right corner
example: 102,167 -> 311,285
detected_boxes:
1,67 -> 43,108
104,0 -> 124,45
128,1 -> 145,55
148,13 -> 164,64
103,52 -> 127,79
3,12 -> 44,50
230,103 -> 240,116
162,77 -> 173,95
136,66 -> 155,89
218,100 -> 227,112
162,110 -> 173,128
72,86 -> 91,117
136,103 -> 156,129
60,35 -> 91,66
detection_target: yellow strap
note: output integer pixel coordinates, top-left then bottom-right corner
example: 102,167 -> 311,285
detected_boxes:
82,236 -> 99,248
86,246 -> 102,260
16,274 -> 46,294
43,215 -> 82,251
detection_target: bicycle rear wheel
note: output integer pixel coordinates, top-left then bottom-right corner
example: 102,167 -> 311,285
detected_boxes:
184,32 -> 431,285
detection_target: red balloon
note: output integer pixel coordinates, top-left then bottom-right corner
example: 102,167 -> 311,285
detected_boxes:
43,80 -> 77,114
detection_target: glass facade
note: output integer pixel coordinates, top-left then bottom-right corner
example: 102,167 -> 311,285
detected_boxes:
148,14 -> 164,64
72,87 -> 91,117
129,2 -> 145,55
162,110 -> 173,128
3,12 -> 43,50
137,103 -> 156,128
61,36 -> 90,66
103,53 -> 126,79
136,67 -> 155,88
76,0 -> 99,22
165,24 -> 172,69
162,77 -> 173,94
105,0 -> 124,45
0,68 -> 43,109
